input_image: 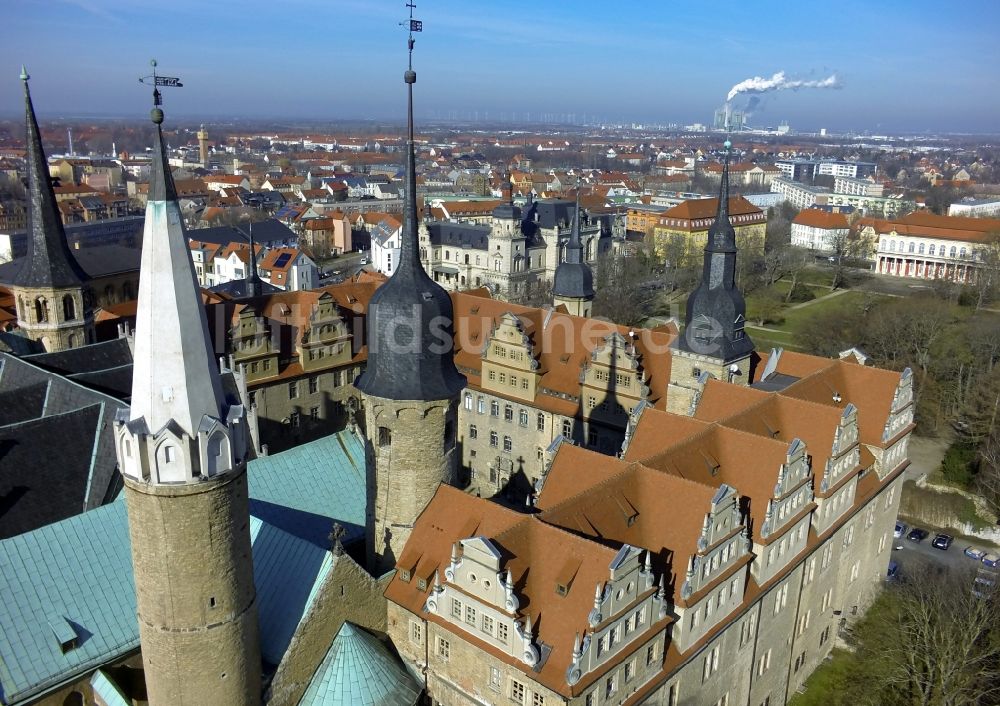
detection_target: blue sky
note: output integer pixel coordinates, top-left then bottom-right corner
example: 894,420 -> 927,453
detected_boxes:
2,0 -> 999,132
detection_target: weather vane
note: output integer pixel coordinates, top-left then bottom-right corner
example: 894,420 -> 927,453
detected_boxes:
400,1 -> 422,68
139,59 -> 183,108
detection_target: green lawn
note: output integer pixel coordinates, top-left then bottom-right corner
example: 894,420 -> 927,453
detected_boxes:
788,649 -> 859,706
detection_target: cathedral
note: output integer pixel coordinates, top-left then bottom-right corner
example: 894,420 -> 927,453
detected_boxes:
0,50 -> 912,706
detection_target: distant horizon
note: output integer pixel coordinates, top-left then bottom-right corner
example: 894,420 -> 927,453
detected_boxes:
1,0 -> 998,135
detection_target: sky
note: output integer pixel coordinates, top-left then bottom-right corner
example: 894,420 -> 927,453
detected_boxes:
1,0 -> 999,133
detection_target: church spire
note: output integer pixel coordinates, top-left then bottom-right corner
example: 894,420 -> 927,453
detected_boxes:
244,222 -> 264,298
14,67 -> 88,289
129,85 -> 228,438
551,181 -> 595,310
354,13 -> 465,401
679,139 -> 753,362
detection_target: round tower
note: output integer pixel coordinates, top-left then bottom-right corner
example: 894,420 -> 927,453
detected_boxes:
11,68 -> 94,351
552,186 -> 595,317
117,90 -> 261,705
197,123 -> 209,165
355,45 -> 466,576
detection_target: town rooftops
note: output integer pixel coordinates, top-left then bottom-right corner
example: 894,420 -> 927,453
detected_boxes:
661,196 -> 763,224
792,209 -> 850,230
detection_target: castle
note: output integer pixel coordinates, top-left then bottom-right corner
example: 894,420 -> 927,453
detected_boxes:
0,52 -> 910,706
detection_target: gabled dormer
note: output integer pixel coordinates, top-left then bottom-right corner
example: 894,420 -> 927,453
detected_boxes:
301,292 -> 352,371
580,332 -> 649,426
883,367 -> 915,443
481,312 -> 540,401
753,439 -> 815,584
820,404 -> 860,494
230,305 -> 277,382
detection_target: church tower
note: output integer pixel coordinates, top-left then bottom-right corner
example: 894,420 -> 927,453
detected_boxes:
115,88 -> 262,705
355,31 -> 466,576
10,68 -> 93,352
487,170 -> 527,299
552,187 -> 595,317
667,140 -> 755,415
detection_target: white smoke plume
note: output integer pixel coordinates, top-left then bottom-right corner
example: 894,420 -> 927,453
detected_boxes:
726,71 -> 840,102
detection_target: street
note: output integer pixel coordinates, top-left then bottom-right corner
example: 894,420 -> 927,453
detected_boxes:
318,249 -> 371,282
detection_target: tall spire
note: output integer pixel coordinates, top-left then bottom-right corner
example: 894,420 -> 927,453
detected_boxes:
14,67 -> 88,288
129,80 -> 227,437
551,181 -> 594,302
679,139 -> 753,361
244,222 -> 264,298
354,9 -> 465,401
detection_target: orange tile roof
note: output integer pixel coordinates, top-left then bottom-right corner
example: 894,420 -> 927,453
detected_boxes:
792,209 -> 849,230
661,196 -> 762,222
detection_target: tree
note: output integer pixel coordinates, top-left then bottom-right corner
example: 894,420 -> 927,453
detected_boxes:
592,251 -> 658,326
843,565 -> 1000,706
972,232 -> 1000,310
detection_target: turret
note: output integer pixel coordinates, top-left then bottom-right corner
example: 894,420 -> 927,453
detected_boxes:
355,29 -> 466,574
552,185 -> 595,317
8,67 -> 93,351
115,77 -> 262,705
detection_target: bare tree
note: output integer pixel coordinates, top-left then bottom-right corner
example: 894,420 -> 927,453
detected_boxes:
847,565 -> 1000,706
592,251 -> 658,326
972,232 -> 1000,310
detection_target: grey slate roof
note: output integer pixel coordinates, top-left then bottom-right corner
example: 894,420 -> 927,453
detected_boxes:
191,218 -> 298,248
0,244 -> 141,285
425,222 -> 491,250
24,338 -> 132,377
12,75 -> 89,289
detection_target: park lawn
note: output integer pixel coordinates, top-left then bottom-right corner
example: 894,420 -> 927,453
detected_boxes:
777,290 -> 872,333
788,648 -> 859,706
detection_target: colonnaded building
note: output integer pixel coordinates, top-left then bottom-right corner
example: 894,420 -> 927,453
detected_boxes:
0,55 -> 911,706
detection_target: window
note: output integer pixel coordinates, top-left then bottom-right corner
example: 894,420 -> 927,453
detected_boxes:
519,409 -> 529,426
482,614 -> 494,635
703,644 -> 721,681
562,420 -> 572,438
451,598 -> 462,618
757,649 -> 772,676
490,666 -> 501,690
466,605 -> 477,624
288,381 -> 298,399
465,393 -> 473,410
497,622 -> 509,643
532,694 -> 545,706
739,612 -> 757,647
537,413 -> 545,431
605,675 -> 617,697
503,435 -> 512,453
499,372 -> 506,384
478,397 -> 486,414
378,426 -> 391,446
522,378 -> 529,390
410,621 -> 422,643
505,405 -> 513,422
714,694 -> 729,706
849,560 -> 861,582
289,411 -> 300,428
647,642 -> 659,666
489,370 -> 497,382
491,401 -> 500,417
436,637 -> 450,661
773,583 -> 789,615
798,610 -> 811,636
310,406 -> 319,420
588,429 -> 597,447
510,375 -> 518,388
308,376 -> 318,394
470,424 -> 478,439
804,557 -> 816,585
511,679 -> 525,704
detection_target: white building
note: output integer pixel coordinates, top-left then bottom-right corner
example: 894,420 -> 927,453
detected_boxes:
371,216 -> 403,276
258,247 -> 317,291
791,209 -> 850,251
834,176 -> 884,197
949,198 -> 1000,218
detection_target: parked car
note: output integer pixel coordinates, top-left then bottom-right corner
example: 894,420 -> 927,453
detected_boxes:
359,258 -> 369,265
983,553 -> 1000,568
931,533 -> 953,550
964,546 -> 987,560
907,527 -> 929,542
894,522 -> 907,538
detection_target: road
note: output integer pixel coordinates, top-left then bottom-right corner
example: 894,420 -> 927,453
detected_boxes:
318,250 -> 371,282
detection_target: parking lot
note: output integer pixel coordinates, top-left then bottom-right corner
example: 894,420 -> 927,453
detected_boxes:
890,519 -> 999,581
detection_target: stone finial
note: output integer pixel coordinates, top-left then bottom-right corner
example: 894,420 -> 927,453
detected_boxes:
328,522 -> 346,556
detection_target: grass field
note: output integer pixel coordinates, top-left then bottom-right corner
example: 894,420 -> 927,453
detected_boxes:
745,289 -> 877,351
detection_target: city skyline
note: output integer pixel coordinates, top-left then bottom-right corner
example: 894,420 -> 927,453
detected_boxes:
1,0 -> 998,133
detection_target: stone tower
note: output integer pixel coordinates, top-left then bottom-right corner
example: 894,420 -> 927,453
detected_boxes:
197,123 -> 209,166
667,140 -> 755,414
114,91 -> 262,705
487,170 -> 527,299
552,187 -> 595,317
355,39 -> 466,576
10,68 -> 94,352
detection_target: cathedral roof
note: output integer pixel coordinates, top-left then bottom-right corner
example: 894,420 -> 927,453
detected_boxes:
298,623 -> 420,706
12,69 -> 89,289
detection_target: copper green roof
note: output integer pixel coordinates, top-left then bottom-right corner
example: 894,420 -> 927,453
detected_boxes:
298,623 -> 420,706
0,499 -> 333,703
90,670 -> 129,706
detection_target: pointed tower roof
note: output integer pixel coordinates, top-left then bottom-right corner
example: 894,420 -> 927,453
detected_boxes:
680,140 -> 754,362
13,67 -> 88,289
552,186 -> 594,300
129,92 -> 227,436
354,27 -> 465,401
244,223 -> 266,298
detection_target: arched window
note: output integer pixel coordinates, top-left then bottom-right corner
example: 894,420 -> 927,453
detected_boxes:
122,280 -> 134,300
889,240 -> 896,252
929,244 -> 936,256
35,297 -> 48,323
960,247 -> 967,258
908,242 -> 915,253
950,246 -> 957,258
918,243 -> 925,255
67,333 -> 76,348
378,426 -> 391,447
206,431 -> 231,476
62,294 -> 76,321
489,431 -> 498,448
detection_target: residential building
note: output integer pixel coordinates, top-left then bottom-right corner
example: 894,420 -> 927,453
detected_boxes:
371,215 -> 403,275
702,162 -> 781,188
258,247 -> 317,291
834,176 -> 884,197
771,178 -> 913,217
948,197 -> 1000,218
791,209 -> 850,251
